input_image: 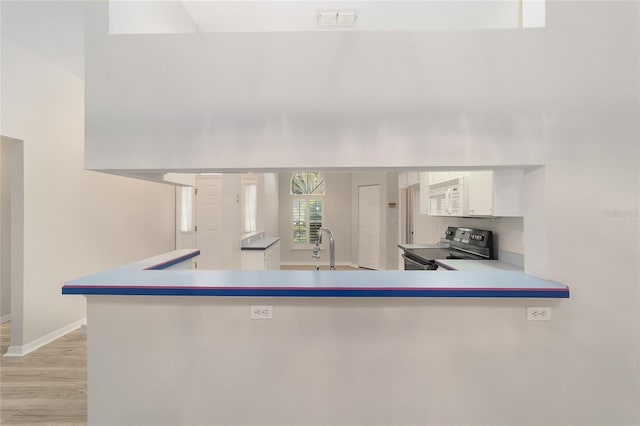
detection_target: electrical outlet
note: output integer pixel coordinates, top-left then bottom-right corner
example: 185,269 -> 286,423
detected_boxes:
527,307 -> 551,321
250,305 -> 273,320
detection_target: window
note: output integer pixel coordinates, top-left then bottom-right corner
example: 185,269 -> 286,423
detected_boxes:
241,178 -> 258,235
243,182 -> 257,234
290,172 -> 325,247
179,187 -> 194,232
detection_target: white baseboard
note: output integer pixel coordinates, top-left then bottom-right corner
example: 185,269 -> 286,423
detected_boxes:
349,263 -> 396,271
4,317 -> 87,357
0,313 -> 10,323
280,261 -> 353,267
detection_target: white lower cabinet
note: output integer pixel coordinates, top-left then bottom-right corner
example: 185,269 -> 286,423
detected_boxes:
265,242 -> 281,270
241,241 -> 281,270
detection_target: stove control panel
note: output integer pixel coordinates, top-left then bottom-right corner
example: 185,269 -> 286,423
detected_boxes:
445,227 -> 492,249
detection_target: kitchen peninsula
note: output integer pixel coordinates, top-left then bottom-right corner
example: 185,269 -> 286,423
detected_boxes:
64,250 -> 567,298
63,249 -> 568,425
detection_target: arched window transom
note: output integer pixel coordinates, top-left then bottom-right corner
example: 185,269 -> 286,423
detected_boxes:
290,172 -> 325,195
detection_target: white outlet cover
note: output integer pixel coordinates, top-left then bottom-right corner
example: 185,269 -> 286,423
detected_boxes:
526,306 -> 551,321
250,305 -> 273,320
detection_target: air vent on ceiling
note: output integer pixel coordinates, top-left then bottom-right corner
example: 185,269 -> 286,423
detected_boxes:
317,10 -> 358,28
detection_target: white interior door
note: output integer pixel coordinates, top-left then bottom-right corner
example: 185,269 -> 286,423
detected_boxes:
358,185 -> 380,270
196,177 -> 224,269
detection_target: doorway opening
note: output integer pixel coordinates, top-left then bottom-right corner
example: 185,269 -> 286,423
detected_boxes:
1,136 -> 24,356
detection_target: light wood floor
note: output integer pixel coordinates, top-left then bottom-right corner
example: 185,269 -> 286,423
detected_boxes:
0,322 -> 87,425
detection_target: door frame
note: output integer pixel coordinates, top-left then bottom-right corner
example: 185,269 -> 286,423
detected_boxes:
1,136 -> 24,355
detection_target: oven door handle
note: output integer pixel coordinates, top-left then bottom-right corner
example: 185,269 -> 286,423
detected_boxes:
401,253 -> 431,269
449,246 -> 491,259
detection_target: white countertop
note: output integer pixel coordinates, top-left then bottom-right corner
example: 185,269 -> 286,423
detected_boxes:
435,259 -> 524,272
398,243 -> 449,250
241,236 -> 281,250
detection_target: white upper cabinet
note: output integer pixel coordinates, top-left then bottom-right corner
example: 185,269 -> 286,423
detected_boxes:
490,169 -> 524,217
467,170 -> 524,217
467,171 -> 493,216
419,170 -> 523,217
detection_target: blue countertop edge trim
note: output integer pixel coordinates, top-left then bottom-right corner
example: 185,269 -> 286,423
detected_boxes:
143,250 -> 201,270
62,286 -> 569,298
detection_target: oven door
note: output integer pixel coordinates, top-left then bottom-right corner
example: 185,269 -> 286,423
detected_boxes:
447,247 -> 491,260
401,247 -> 451,270
402,253 -> 437,270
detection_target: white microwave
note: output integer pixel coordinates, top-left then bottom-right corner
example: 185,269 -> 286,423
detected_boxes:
428,176 -> 468,217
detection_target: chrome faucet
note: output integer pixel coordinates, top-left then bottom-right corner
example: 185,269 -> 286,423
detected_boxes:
312,227 -> 335,270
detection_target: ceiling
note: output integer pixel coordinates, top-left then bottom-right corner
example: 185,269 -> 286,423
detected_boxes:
0,1 -> 88,78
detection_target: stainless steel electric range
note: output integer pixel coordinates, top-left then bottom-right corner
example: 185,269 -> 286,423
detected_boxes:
401,227 -> 494,270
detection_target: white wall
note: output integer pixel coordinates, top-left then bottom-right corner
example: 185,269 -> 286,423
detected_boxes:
223,175 -> 242,269
0,5 -> 176,351
278,172 -> 352,265
263,173 -> 280,237
385,173 -> 400,269
49,1 -> 640,424
0,140 -> 11,320
88,295 -> 571,426
85,5 -> 555,173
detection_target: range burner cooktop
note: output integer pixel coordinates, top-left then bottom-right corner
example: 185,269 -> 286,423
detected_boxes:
401,227 -> 494,270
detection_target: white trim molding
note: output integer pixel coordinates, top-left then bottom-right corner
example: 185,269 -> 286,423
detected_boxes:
0,313 -> 10,323
279,261 -> 353,267
4,317 -> 86,357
